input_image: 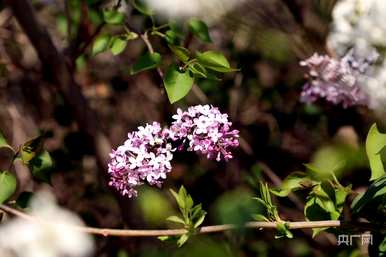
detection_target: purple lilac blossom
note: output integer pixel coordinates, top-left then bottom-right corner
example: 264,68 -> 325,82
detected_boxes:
299,49 -> 378,108
108,122 -> 173,198
170,105 -> 239,161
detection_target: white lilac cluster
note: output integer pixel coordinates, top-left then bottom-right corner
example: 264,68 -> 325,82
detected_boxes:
107,105 -> 239,198
108,122 -> 173,198
0,191 -> 94,257
299,49 -> 378,108
327,0 -> 386,112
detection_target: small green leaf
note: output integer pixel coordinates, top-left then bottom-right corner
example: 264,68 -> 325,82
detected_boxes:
168,45 -> 190,63
167,215 -> 186,225
193,213 -> 206,228
110,37 -> 127,55
271,172 -> 314,197
29,150 -> 53,183
130,52 -> 161,75
0,131 -> 14,153
126,31 -> 138,40
165,30 -> 181,45
0,171 -> 16,204
20,135 -> 45,164
102,10 -> 125,25
177,233 -> 189,247
170,188 -> 185,210
131,0 -> 153,16
188,63 -> 207,78
163,65 -> 194,103
196,51 -> 239,73
92,34 -> 111,56
366,124 -> 386,181
253,214 -> 269,221
188,18 -> 212,43
275,222 -> 293,239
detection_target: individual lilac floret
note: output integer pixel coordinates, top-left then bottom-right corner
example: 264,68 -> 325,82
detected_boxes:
170,105 -> 239,161
299,50 -> 377,108
108,122 -> 173,198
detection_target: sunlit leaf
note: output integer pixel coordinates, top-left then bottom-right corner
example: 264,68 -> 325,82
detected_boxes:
131,0 -> 153,16
110,36 -> 127,55
196,51 -> 239,73
366,124 -> 386,181
188,63 -> 207,78
102,9 -> 125,25
271,171 -> 314,197
163,65 -> 194,103
0,171 -> 16,204
92,34 -> 111,56
167,215 -> 186,225
20,135 -> 45,164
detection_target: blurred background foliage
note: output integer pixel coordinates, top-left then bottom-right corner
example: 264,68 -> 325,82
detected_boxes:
0,0 -> 384,256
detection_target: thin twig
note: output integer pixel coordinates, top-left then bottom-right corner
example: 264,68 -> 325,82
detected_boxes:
0,204 -> 380,238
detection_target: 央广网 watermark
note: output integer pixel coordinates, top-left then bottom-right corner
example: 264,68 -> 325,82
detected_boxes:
337,233 -> 373,246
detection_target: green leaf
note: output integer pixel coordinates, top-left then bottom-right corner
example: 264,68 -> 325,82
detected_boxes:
167,215 -> 186,225
366,124 -> 386,181
253,214 -> 269,221
188,18 -> 212,43
130,52 -> 161,75
168,45 -> 190,63
196,51 -> 239,73
20,135 -> 45,164
275,222 -> 293,239
0,171 -> 16,204
351,175 -> 386,218
131,0 -> 153,16
170,188 -> 185,210
163,65 -> 194,103
271,172 -> 314,197
110,37 -> 127,55
165,30 -> 181,45
188,63 -> 207,78
102,10 -> 125,25
177,233 -> 189,247
193,213 -> 206,228
29,150 -> 53,183
0,131 -> 14,153
92,34 -> 111,56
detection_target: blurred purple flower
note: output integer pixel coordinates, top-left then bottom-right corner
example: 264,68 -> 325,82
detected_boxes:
170,105 -> 239,161
108,122 -> 173,198
299,49 -> 378,108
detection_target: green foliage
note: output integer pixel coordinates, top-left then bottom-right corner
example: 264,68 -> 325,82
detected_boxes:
162,186 -> 207,247
20,135 -> 45,164
188,18 -> 212,43
304,182 -> 350,237
0,171 -> 16,204
92,34 -> 111,56
110,36 -> 128,55
196,51 -> 238,73
366,124 -> 386,181
351,174 -> 386,221
29,150 -> 53,183
164,65 -> 194,104
103,10 -> 125,25
253,182 -> 293,238
168,45 -> 190,63
130,52 -> 162,75
271,172 -> 315,197
131,0 -> 153,16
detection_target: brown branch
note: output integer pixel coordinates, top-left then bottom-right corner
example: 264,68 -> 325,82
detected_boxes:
1,204 -> 380,238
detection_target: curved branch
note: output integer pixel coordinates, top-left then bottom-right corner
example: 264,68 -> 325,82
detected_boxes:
0,204 -> 381,238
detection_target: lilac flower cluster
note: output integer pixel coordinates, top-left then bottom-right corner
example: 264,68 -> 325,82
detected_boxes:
170,105 -> 239,161
108,122 -> 173,198
299,49 -> 378,108
107,105 -> 239,197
